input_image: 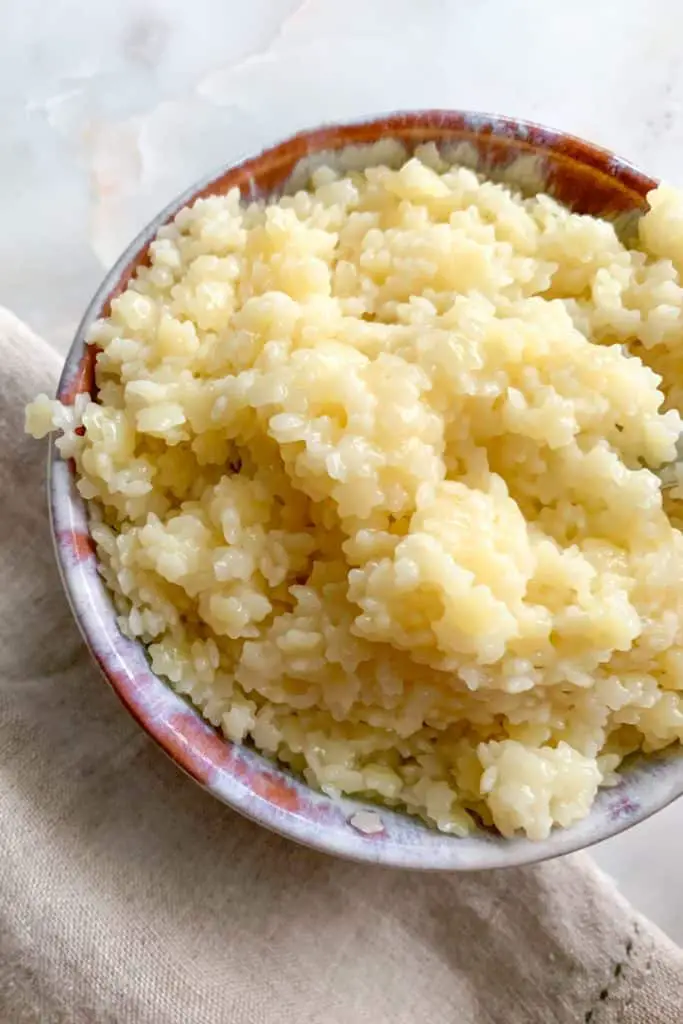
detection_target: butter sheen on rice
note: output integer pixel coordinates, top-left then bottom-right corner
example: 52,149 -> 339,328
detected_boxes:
26,145 -> 683,840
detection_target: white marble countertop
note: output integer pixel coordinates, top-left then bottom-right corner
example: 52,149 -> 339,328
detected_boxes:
6,0 -> 683,943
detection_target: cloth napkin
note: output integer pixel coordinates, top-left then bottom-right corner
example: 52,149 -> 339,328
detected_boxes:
2,307 -> 683,1024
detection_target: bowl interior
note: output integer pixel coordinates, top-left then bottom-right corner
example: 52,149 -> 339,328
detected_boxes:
51,110 -> 682,870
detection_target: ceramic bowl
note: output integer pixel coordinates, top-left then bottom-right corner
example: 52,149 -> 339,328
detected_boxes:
50,110 -> 683,870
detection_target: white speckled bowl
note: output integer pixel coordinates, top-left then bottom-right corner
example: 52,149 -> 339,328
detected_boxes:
50,110 -> 683,869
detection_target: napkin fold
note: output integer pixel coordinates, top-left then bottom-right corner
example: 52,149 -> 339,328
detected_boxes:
2,307 -> 683,1024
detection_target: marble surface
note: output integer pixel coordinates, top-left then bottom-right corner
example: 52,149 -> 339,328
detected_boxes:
5,0 -> 683,942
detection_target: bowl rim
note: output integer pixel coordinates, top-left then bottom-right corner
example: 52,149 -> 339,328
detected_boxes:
49,109 -> 683,870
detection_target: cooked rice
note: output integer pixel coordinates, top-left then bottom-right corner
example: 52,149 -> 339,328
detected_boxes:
26,143 -> 683,839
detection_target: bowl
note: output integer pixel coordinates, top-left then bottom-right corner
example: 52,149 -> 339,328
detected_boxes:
50,110 -> 683,869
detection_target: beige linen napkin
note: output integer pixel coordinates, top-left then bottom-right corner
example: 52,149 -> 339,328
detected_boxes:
2,307 -> 683,1024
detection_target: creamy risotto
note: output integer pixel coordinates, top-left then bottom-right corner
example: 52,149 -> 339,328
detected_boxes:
27,143 -> 683,839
